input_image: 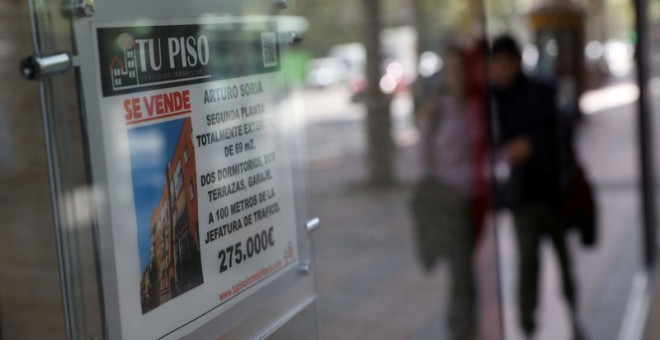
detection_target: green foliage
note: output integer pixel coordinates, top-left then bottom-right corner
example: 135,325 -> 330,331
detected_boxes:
281,50 -> 311,86
295,0 -> 466,57
295,0 -> 363,57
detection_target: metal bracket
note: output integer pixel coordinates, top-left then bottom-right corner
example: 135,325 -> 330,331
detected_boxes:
20,52 -> 73,81
60,0 -> 95,18
305,217 -> 320,233
297,261 -> 311,275
274,0 -> 287,10
290,32 -> 304,46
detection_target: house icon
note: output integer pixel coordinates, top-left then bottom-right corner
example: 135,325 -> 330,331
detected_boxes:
109,36 -> 139,89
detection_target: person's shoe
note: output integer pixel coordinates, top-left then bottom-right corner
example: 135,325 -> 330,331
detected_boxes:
521,316 -> 536,337
572,320 -> 587,340
571,309 -> 587,340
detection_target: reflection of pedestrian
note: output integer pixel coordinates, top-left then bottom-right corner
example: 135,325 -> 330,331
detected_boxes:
414,43 -> 488,340
489,35 -> 582,339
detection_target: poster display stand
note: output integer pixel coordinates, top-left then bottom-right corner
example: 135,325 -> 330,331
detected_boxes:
22,1 -> 316,339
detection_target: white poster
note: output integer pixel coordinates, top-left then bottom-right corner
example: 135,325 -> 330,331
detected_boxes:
93,19 -> 299,339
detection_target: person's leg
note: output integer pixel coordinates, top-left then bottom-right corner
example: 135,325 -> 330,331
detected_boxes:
544,209 -> 577,310
447,207 -> 476,340
544,208 -> 583,339
513,206 -> 544,336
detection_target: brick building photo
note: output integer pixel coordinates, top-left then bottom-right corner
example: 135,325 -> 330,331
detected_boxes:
138,117 -> 203,314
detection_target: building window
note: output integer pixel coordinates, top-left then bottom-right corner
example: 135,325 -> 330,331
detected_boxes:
173,161 -> 183,196
184,149 -> 189,164
170,178 -> 175,201
164,226 -> 168,250
189,180 -> 195,200
160,203 -> 167,225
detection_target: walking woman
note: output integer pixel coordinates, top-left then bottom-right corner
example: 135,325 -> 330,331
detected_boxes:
413,42 -> 489,340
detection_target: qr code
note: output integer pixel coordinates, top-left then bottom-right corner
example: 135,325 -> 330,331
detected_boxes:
261,32 -> 278,68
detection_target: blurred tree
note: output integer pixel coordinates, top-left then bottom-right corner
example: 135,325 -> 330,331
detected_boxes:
362,0 -> 395,186
295,0 -> 362,56
295,0 -> 496,187
412,0 -> 432,110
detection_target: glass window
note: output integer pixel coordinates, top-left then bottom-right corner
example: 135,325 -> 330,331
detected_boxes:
173,160 -> 183,196
5,0 -> 659,338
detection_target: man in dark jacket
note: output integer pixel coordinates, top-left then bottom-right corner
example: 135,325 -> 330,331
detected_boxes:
490,35 -> 581,339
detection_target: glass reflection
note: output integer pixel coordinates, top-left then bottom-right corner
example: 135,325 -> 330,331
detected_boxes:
1,0 -> 655,338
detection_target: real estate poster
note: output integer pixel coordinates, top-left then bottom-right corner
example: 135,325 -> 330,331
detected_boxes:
93,19 -> 299,339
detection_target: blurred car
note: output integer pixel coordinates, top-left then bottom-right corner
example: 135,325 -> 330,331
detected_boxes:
604,39 -> 634,77
329,43 -> 366,80
348,59 -> 409,102
305,57 -> 347,88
